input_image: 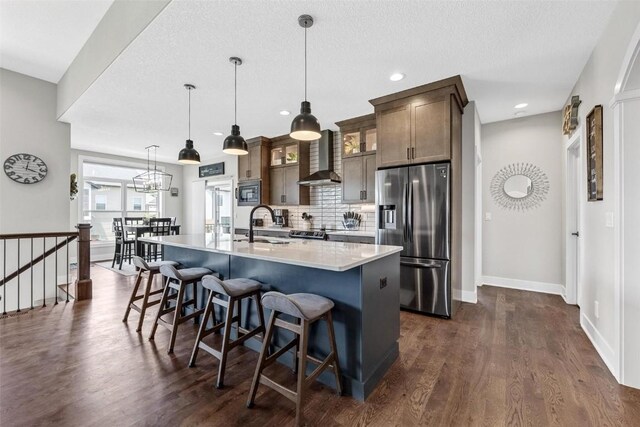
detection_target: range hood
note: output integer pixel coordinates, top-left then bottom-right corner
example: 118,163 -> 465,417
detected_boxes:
297,129 -> 341,186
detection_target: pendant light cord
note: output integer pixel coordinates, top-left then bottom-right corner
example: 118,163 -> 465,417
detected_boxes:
188,87 -> 191,140
234,61 -> 238,125
304,25 -> 307,102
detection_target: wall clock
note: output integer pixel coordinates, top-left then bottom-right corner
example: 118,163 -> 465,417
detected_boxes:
3,153 -> 48,184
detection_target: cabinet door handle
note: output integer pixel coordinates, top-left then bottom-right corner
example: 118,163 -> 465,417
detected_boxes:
412,147 -> 415,159
363,190 -> 367,200
246,170 -> 250,178
235,188 -> 238,199
283,195 -> 286,203
406,147 -> 410,160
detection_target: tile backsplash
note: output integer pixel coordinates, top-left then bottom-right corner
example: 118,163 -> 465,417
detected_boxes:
258,130 -> 376,231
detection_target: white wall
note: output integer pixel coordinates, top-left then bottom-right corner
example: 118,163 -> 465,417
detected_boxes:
563,0 -> 640,385
461,101 -> 480,303
0,69 -> 72,310
481,112 -> 564,292
0,68 -> 71,234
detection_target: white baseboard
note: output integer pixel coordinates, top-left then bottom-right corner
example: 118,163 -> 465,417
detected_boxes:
461,289 -> 477,304
482,275 -> 564,296
580,313 -> 618,380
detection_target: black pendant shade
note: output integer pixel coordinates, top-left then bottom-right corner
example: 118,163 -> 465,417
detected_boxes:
177,84 -> 201,164
178,139 -> 200,164
222,57 -> 248,155
290,14 -> 322,141
222,124 -> 248,155
290,100 -> 321,141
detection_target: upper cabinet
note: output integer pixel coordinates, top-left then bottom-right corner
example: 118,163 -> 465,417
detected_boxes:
238,136 -> 270,181
370,75 -> 468,168
335,114 -> 377,158
269,135 -> 310,206
336,114 -> 377,203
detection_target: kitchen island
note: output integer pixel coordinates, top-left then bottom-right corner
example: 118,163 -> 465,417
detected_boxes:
140,234 -> 402,401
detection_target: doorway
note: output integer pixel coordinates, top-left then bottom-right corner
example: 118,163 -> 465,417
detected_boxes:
205,179 -> 234,241
565,133 -> 582,306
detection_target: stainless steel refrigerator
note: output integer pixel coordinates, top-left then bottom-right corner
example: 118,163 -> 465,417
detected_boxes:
376,163 -> 453,317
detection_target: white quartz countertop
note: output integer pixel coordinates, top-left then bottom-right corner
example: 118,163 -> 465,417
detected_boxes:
140,234 -> 401,272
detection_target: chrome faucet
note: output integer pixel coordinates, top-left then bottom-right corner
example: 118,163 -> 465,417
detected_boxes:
249,204 -> 275,243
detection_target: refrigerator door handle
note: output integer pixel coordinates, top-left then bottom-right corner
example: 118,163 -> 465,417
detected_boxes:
408,179 -> 414,241
403,182 -> 409,242
401,259 -> 442,269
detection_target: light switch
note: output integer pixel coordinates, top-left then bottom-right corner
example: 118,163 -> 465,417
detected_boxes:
605,212 -> 614,228
485,212 -> 492,221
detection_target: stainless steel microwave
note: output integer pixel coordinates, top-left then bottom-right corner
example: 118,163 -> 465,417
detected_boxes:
237,180 -> 261,206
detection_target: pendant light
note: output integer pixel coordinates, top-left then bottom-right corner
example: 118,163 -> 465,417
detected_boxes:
178,83 -> 201,164
222,57 -> 248,155
133,145 -> 173,192
290,14 -> 321,141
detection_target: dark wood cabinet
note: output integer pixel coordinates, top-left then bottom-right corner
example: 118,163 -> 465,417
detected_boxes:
370,76 -> 467,168
238,136 -> 270,181
335,114 -> 377,158
336,114 -> 377,204
342,154 -> 375,203
269,135 -> 310,206
376,104 -> 411,167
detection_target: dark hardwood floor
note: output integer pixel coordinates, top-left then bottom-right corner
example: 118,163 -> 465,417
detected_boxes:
1,264 -> 639,426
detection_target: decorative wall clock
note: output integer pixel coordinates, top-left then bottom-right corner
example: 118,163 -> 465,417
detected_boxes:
3,153 -> 48,184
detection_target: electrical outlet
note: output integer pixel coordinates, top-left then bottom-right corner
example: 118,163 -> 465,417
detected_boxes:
595,301 -> 599,319
485,212 -> 492,221
379,277 -> 387,289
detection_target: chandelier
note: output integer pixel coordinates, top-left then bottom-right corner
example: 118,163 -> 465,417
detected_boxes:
133,145 -> 173,193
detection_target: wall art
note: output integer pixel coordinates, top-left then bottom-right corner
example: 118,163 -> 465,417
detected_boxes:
490,162 -> 550,211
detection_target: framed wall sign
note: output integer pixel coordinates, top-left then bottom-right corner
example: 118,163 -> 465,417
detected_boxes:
586,105 -> 603,201
199,162 -> 225,178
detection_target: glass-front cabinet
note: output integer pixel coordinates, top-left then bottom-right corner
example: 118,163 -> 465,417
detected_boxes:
270,143 -> 298,166
336,113 -> 377,158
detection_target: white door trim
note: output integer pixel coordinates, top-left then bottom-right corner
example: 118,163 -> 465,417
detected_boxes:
610,20 -> 640,386
564,128 -> 582,306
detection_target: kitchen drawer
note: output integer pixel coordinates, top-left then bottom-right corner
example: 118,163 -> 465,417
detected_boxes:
327,234 -> 375,244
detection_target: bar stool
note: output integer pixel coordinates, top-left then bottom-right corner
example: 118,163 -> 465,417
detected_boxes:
189,275 -> 266,388
149,264 -> 212,353
247,291 -> 342,426
122,256 -> 179,332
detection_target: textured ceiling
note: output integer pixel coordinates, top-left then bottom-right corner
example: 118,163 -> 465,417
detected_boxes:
62,0 -> 616,163
0,0 -> 113,83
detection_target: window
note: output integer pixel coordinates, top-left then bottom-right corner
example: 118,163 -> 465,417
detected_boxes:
81,161 -> 163,243
132,197 -> 142,211
95,195 -> 107,210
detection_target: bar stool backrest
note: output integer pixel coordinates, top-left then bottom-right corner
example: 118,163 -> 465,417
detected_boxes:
150,218 -> 172,236
131,255 -> 150,271
113,217 -> 124,240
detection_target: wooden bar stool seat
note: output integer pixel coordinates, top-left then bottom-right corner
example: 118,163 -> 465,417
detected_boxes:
247,291 -> 342,426
122,256 -> 179,332
149,264 -> 211,353
189,275 -> 266,389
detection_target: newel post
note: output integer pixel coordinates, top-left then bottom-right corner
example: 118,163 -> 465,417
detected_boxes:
75,223 -> 92,300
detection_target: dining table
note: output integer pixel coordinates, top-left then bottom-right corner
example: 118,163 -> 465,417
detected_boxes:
124,224 -> 181,256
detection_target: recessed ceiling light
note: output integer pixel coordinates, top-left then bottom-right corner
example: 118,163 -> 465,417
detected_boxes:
515,103 -> 528,109
213,131 -> 223,136
279,110 -> 291,116
514,111 -> 527,117
389,73 -> 405,82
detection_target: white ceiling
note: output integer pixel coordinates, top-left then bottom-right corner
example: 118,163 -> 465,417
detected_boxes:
59,0 -> 616,163
0,0 -> 113,83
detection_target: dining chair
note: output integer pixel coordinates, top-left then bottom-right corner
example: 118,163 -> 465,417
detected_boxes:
112,218 -> 135,270
145,218 -> 172,261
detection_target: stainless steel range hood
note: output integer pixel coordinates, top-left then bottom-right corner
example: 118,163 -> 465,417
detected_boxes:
297,129 -> 341,186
